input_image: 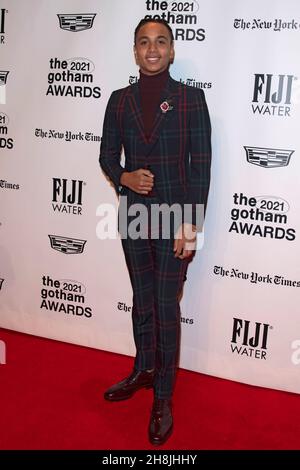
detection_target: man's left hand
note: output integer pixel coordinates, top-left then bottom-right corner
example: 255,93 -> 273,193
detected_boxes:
173,223 -> 197,259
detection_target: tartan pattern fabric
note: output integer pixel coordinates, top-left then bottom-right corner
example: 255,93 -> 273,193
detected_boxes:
121,195 -> 189,399
99,75 -> 211,226
99,75 -> 211,398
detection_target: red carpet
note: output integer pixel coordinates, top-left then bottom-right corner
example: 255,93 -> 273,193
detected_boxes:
0,327 -> 300,450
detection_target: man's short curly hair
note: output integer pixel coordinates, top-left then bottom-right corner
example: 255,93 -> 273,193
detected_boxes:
134,18 -> 174,44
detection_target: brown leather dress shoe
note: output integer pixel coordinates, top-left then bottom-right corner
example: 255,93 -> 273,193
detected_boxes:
148,398 -> 173,445
104,369 -> 154,401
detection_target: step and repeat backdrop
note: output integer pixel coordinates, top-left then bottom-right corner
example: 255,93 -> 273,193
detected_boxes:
1,0 -> 300,393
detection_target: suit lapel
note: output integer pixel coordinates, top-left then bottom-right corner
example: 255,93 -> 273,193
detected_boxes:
127,76 -> 180,151
127,82 -> 147,144
147,77 -> 179,146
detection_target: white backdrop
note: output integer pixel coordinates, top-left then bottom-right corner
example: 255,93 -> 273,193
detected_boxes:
1,0 -> 300,394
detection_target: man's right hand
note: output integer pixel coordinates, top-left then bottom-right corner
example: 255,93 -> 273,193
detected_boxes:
120,169 -> 154,195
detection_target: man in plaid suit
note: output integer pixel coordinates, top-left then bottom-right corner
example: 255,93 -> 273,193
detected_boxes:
100,18 -> 211,445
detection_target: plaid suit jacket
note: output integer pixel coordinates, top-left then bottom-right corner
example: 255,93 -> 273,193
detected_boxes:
99,75 -> 211,227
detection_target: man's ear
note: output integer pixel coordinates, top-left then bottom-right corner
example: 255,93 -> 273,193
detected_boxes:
133,45 -> 138,65
170,45 -> 175,64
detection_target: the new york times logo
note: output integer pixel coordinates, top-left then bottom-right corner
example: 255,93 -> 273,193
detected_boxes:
229,192 -> 296,241
129,75 -> 212,89
214,265 -> 300,288
252,74 -> 296,117
179,77 -> 212,89
35,128 -> 100,143
234,18 -> 300,32
0,179 -> 19,190
48,235 -> 87,254
231,317 -> 272,360
0,111 -> 13,149
57,13 -> 96,32
40,275 -> 92,318
46,58 -> 101,99
52,178 -> 85,215
144,0 -> 205,41
118,302 -> 132,313
0,8 -> 7,44
117,301 -> 194,324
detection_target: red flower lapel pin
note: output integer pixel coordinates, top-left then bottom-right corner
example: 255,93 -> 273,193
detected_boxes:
160,100 -> 173,113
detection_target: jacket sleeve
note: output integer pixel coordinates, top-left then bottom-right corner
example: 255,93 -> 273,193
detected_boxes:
184,88 -> 212,228
99,91 -> 126,194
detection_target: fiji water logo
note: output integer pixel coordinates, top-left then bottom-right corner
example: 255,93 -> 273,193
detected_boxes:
231,317 -> 272,360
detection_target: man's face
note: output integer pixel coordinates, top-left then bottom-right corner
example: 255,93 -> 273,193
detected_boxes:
134,22 -> 174,76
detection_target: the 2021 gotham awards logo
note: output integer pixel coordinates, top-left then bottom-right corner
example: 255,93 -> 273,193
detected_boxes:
0,8 -> 7,44
40,275 -> 92,318
251,73 -> 296,117
57,13 -> 96,32
244,146 -> 294,168
48,235 -> 87,254
231,317 -> 272,360
52,178 -> 85,215
143,0 -> 205,41
0,71 -> 9,105
46,57 -> 101,99
229,192 -> 296,241
0,111 -> 13,149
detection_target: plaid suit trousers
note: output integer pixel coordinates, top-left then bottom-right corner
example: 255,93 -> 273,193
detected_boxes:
120,194 -> 189,399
